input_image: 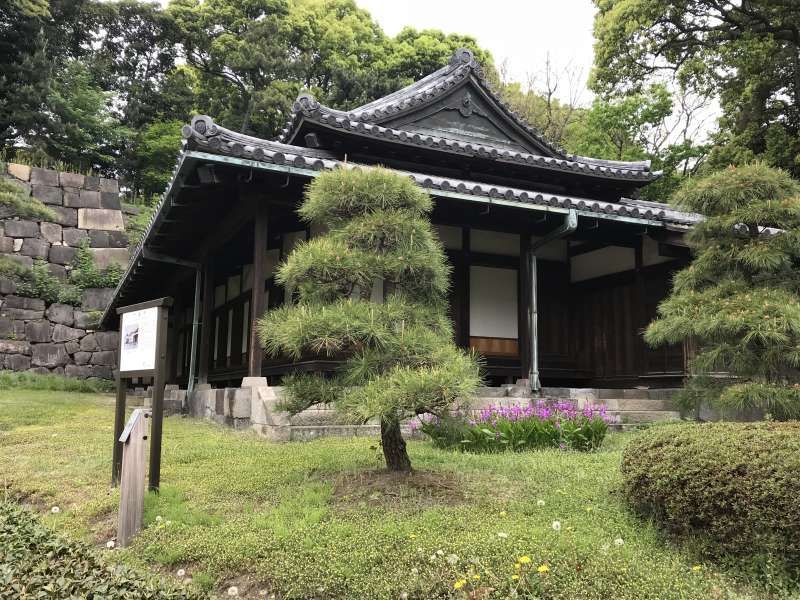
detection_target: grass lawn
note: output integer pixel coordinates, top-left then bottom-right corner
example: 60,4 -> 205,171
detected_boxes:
0,389 -> 766,599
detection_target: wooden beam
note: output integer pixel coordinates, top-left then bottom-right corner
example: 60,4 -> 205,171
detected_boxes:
519,235 -> 532,382
248,200 -> 269,377
197,260 -> 214,384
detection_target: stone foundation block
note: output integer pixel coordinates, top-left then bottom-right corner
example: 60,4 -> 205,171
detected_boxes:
64,340 -> 80,354
39,222 -> 62,244
45,303 -> 74,326
100,192 -> 121,210
83,175 -> 100,191
30,167 -> 59,186
95,331 -> 119,350
0,317 -> 11,337
4,295 -> 45,311
7,163 -> 31,181
49,206 -> 78,227
99,178 -> 119,193
59,172 -> 84,188
4,354 -> 30,370
25,320 -> 51,343
4,220 -> 39,238
31,185 -> 62,206
73,351 -> 91,365
20,238 -> 49,258
79,333 -> 99,351
0,236 -> 12,253
73,311 -> 97,329
2,307 -> 43,320
0,339 -> 31,355
78,208 -> 124,231
89,247 -> 129,269
52,324 -> 84,342
81,288 -> 114,311
90,350 -> 115,365
0,277 -> 16,294
62,228 -> 88,247
31,343 -> 68,367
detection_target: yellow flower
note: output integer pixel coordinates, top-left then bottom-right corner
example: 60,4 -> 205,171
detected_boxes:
514,563 -> 521,570
408,534 -> 417,539
586,506 -> 593,512
499,510 -> 507,517
512,574 -> 520,581
472,574 -> 480,581
537,564 -> 550,573
692,565 -> 702,572
453,579 -> 467,590
518,555 -> 531,565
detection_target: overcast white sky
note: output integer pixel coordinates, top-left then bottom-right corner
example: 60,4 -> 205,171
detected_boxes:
356,0 -> 597,103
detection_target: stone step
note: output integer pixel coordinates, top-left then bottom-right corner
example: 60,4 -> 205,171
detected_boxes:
607,410 -> 681,423
289,425 -> 381,441
597,398 -> 678,411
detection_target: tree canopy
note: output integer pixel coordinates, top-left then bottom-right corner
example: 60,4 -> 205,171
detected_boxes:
592,0 -> 800,178
645,163 -> 800,419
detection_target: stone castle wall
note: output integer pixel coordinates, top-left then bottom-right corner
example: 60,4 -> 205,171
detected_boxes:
0,163 -> 133,378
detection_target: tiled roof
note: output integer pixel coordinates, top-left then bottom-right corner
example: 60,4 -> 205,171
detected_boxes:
101,116 -> 699,327
184,116 -> 697,226
276,48 -> 659,182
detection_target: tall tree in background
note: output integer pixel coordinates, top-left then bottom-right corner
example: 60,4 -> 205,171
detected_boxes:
258,168 -> 480,471
646,164 -> 800,419
592,0 -> 800,177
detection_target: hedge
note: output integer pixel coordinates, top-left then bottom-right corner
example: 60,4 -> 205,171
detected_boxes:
0,501 -> 200,598
621,422 -> 800,572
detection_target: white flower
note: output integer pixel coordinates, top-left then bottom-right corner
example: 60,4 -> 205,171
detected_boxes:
227,586 -> 239,596
436,549 -> 444,556
428,554 -> 438,563
51,506 -> 60,514
497,532 -> 508,539
614,537 -> 624,546
551,520 -> 561,532
411,567 -> 419,576
536,499 -> 545,507
106,540 -> 115,549
400,593 -> 409,599
165,520 -> 172,526
176,568 -> 186,578
446,553 -> 459,565
155,516 -> 163,522
601,543 -> 610,552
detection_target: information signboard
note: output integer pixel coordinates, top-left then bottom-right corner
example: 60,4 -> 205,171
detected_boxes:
119,306 -> 159,373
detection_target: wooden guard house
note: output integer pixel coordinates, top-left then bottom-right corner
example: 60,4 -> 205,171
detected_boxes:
101,49 -> 699,392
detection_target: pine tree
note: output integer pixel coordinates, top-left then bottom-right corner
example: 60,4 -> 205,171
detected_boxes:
645,163 -> 800,419
257,167 -> 480,471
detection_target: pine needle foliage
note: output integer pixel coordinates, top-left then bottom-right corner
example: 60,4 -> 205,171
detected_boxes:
258,167 -> 480,471
0,177 -> 56,221
645,163 -> 800,418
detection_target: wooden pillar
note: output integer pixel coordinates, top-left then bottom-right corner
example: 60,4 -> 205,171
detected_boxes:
519,235 -> 532,382
197,260 -> 214,384
248,201 -> 268,376
634,238 -> 646,378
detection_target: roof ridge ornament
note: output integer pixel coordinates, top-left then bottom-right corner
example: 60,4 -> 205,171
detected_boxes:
449,47 -> 475,67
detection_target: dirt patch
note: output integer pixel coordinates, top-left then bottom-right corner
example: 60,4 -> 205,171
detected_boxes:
328,469 -> 468,510
217,574 -> 276,599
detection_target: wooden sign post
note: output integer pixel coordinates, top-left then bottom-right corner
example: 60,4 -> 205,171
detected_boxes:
117,408 -> 149,547
111,297 -> 172,492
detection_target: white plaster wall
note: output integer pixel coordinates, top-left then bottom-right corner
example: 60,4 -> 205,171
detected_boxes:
469,266 -> 518,338
570,246 -> 635,283
434,224 -> 462,249
642,236 -> 676,267
532,238 -> 568,262
471,229 -> 519,256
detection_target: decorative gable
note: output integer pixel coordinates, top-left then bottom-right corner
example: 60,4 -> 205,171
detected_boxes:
379,80 -> 550,155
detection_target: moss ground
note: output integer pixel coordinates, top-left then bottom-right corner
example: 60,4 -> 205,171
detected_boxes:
0,389 -> 770,599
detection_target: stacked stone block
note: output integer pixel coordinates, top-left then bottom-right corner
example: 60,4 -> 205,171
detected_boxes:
0,163 -> 129,379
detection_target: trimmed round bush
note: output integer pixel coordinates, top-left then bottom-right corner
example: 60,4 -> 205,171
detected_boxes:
621,422 -> 800,569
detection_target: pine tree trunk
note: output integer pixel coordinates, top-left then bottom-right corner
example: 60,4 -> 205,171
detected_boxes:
380,418 -> 412,472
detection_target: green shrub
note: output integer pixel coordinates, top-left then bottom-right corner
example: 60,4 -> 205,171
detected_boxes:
621,422 -> 800,575
418,400 -> 612,452
0,176 -> 57,220
3,258 -> 82,306
0,370 -> 115,393
69,241 -> 123,289
0,501 -> 200,598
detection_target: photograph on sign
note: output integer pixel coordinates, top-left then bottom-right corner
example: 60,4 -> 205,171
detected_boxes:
119,307 -> 159,373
